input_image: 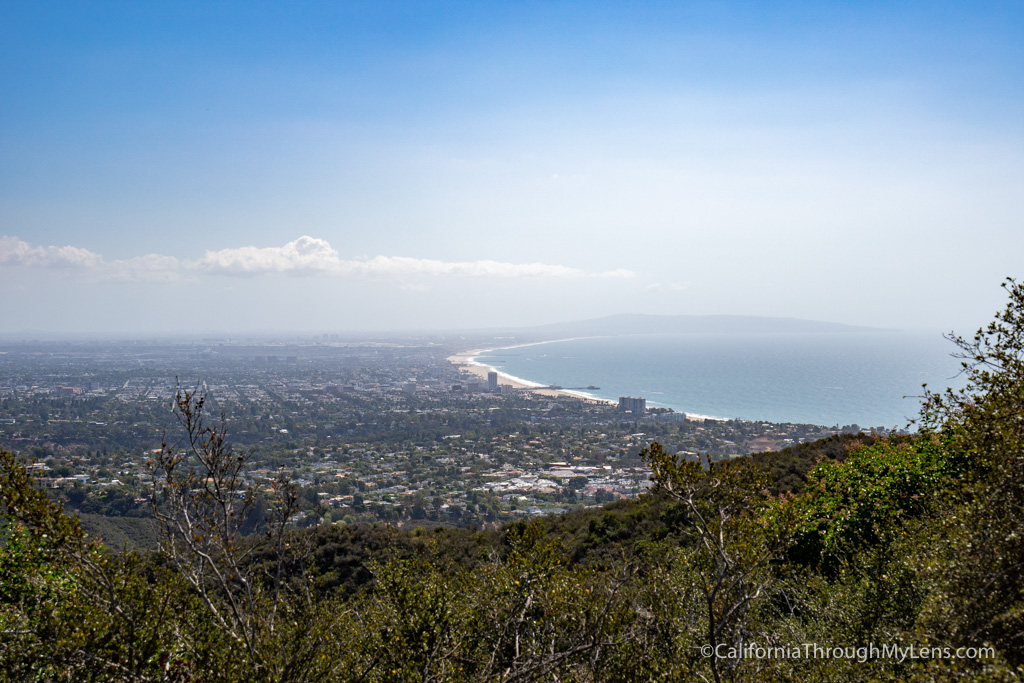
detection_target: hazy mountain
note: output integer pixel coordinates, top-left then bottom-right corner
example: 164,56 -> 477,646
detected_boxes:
501,314 -> 881,340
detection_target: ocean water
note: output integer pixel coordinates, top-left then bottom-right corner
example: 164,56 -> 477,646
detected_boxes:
474,332 -> 966,428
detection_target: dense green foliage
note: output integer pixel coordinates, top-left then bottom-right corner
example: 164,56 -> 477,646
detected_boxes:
4,279 -> 1024,681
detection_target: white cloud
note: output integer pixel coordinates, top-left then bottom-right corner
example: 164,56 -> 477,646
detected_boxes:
194,235 -> 339,275
106,253 -> 182,282
339,255 -> 584,278
1,235 -> 635,282
0,236 -> 103,269
599,268 -> 636,279
0,235 -> 180,281
191,236 -> 634,279
645,281 -> 686,292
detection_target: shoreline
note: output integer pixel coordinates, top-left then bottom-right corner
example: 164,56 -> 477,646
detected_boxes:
448,337 -> 730,420
445,331 -> 945,427
447,338 -> 618,406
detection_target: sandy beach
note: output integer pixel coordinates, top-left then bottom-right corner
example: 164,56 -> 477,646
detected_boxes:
447,345 -> 616,404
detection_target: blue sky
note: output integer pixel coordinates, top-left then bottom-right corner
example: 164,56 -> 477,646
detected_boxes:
1,1 -> 1022,334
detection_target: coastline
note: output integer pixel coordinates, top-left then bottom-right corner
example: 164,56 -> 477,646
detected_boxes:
446,331 -> 954,426
449,337 -> 732,420
447,339 -> 618,406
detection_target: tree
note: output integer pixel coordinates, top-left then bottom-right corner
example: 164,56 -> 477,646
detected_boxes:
149,384 -> 340,682
912,277 -> 1024,665
460,521 -> 636,682
0,448 -> 189,682
640,443 -> 803,683
920,278 -> 1024,458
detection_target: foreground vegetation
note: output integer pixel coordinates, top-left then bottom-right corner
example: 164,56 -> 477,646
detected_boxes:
3,279 -> 1024,681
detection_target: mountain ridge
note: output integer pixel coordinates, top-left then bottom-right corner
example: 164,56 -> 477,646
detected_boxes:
482,314 -> 883,340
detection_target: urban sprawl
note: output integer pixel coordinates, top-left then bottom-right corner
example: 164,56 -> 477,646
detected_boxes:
0,337 -> 868,535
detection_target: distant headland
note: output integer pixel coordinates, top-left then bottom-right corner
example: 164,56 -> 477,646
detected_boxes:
475,314 -> 882,342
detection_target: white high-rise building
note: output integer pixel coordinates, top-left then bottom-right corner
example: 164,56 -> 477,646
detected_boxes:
618,396 -> 646,415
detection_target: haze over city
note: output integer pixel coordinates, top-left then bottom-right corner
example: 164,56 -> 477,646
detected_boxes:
2,2 -> 1022,335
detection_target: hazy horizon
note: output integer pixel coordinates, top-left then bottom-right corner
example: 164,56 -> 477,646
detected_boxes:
3,2 -> 1022,335
0,312 -> 930,342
